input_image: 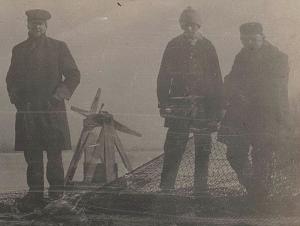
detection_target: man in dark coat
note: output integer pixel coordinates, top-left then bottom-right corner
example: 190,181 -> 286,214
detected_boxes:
157,7 -> 223,195
6,9 -> 80,208
218,22 -> 289,205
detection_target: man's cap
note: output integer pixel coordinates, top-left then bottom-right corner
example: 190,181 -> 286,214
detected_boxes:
240,22 -> 263,35
25,9 -> 51,21
179,6 -> 201,27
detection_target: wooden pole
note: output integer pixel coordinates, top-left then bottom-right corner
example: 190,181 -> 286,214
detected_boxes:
103,122 -> 117,183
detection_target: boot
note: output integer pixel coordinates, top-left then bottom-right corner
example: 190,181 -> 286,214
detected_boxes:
16,192 -> 44,212
48,190 -> 64,201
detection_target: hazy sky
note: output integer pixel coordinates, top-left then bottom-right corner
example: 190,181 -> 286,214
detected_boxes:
0,0 -> 299,150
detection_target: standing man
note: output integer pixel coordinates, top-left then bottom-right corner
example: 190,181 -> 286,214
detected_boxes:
6,9 -> 80,209
157,7 -> 223,195
218,22 -> 289,206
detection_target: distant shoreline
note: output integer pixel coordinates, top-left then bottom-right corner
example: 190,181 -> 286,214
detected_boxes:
0,148 -> 162,153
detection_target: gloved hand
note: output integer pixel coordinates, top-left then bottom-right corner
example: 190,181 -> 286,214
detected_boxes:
48,96 -> 61,110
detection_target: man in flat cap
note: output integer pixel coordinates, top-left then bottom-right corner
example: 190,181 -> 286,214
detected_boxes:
157,7 -> 223,195
6,9 -> 80,210
218,22 -> 289,207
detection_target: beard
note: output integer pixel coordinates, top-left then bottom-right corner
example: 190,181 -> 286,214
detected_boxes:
28,30 -> 46,39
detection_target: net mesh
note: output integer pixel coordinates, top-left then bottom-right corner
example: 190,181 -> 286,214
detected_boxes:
108,132 -> 300,198
79,129 -> 300,225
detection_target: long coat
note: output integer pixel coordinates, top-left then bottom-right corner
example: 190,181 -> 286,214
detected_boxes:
157,34 -> 223,129
6,35 -> 80,151
218,41 -> 289,144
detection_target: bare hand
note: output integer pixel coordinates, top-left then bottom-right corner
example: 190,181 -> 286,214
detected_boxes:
159,107 -> 172,118
207,120 -> 220,132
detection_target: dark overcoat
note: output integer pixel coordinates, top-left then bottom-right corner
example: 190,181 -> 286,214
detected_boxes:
157,34 -> 223,129
218,41 -> 289,144
6,35 -> 80,151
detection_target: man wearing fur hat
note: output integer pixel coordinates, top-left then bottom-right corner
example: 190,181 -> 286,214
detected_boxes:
6,9 -> 80,210
218,22 -> 289,206
157,7 -> 223,195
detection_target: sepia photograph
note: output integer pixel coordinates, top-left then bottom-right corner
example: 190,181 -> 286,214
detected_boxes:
0,0 -> 299,225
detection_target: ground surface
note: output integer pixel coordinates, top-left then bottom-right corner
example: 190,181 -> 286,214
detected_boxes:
0,139 -> 299,225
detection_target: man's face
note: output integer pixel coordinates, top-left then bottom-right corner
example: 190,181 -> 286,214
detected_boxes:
182,23 -> 200,39
27,20 -> 47,38
240,34 -> 264,50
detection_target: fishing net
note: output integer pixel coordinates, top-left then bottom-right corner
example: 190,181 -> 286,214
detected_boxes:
107,132 -> 300,198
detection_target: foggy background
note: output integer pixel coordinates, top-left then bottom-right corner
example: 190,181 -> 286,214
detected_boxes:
0,0 -> 299,152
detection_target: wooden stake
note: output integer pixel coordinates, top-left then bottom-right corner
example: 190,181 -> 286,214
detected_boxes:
65,128 -> 91,185
103,122 -> 117,183
84,129 -> 105,183
113,130 -> 133,172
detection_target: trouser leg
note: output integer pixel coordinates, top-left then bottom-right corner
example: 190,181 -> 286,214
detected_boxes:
226,137 -> 252,192
46,149 -> 64,197
251,135 -> 274,202
18,147 -> 45,212
23,148 -> 44,197
160,128 -> 189,190
193,132 -> 211,195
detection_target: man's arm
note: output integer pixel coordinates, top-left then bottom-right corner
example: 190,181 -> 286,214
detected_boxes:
6,47 -> 20,105
223,52 -> 245,106
206,43 -> 223,121
274,52 -> 290,126
157,42 -> 172,109
52,42 -> 80,102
